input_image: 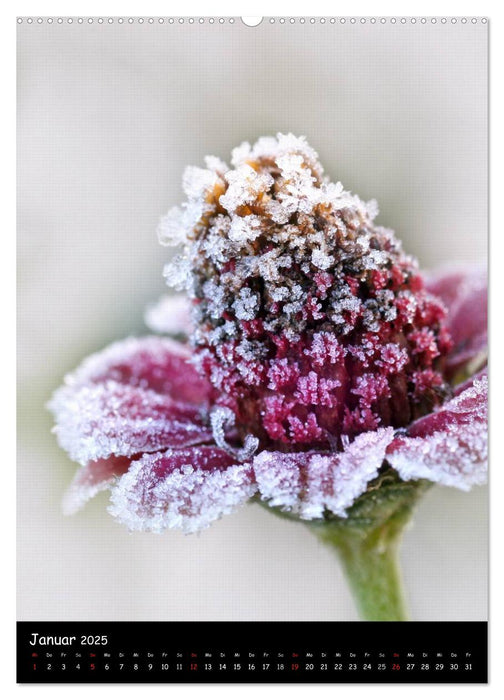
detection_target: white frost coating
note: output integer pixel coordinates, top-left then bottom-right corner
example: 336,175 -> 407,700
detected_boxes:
182,166 -> 220,200
108,450 -> 257,534
163,255 -> 193,292
219,165 -> 274,214
46,335 -> 209,407
51,335 -> 191,388
49,380 -> 213,466
62,465 -> 116,515
387,376 -> 488,490
144,294 -> 193,335
377,343 -> 409,372
204,155 -> 228,174
157,207 -> 187,247
61,456 -> 132,515
228,215 -> 263,243
232,287 -> 259,321
311,247 -> 335,270
230,133 -> 322,176
366,199 -> 380,220
253,428 -> 395,519
159,133 -> 404,344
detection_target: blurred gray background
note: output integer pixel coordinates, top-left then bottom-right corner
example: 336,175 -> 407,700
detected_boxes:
17,18 -> 487,621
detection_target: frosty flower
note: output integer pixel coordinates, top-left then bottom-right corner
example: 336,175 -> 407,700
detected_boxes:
49,134 -> 487,619
49,134 -> 487,538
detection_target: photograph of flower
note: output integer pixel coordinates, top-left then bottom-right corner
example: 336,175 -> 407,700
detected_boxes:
18,17 -> 487,628
48,133 -> 487,620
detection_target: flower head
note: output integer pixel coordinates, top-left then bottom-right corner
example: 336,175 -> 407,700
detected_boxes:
161,133 -> 453,451
49,134 -> 487,534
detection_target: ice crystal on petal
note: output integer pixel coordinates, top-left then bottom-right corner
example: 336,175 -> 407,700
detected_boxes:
253,427 -> 395,519
387,374 -> 487,490
253,452 -> 305,510
229,215 -> 263,243
50,335 -> 211,406
305,428 -> 395,518
50,380 -> 213,465
377,344 -> 409,372
108,447 -> 256,533
62,456 -> 130,515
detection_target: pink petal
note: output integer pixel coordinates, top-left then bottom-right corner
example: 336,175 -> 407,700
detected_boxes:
425,267 -> 474,308
58,336 -> 211,405
386,373 -> 487,490
144,294 -> 193,336
62,456 -> 131,515
108,446 -> 256,534
453,367 -> 487,397
50,380 -> 213,465
426,267 -> 487,374
253,428 -> 395,519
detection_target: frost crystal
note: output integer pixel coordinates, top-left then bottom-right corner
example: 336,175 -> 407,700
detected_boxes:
253,428 -> 395,518
108,447 -> 256,534
209,406 -> 259,462
386,373 -> 487,490
62,456 -> 130,515
48,335 -> 212,406
50,380 -> 213,466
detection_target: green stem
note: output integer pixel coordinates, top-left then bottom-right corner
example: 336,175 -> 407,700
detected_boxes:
308,517 -> 409,621
257,476 -> 431,622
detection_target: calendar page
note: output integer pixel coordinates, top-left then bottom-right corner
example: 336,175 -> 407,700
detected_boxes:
16,14 -> 488,684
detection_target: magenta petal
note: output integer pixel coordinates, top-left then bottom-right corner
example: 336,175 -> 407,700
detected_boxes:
59,336 -> 211,405
386,373 -> 487,490
50,380 -> 213,465
426,267 -> 487,373
426,268 -> 474,308
108,446 -> 257,533
453,367 -> 487,397
62,456 -> 131,515
253,428 -> 395,519
144,294 -> 193,336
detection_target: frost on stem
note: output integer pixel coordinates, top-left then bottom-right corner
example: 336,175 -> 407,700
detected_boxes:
160,133 -> 452,452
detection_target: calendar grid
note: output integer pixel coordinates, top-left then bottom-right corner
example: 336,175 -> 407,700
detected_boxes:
17,621 -> 487,683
